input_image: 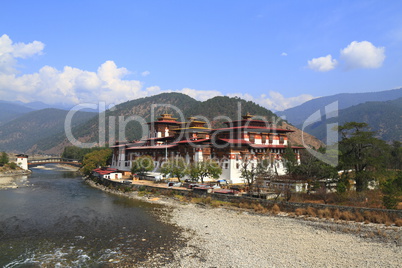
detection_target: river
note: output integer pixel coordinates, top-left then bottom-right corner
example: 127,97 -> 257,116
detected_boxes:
0,165 -> 181,267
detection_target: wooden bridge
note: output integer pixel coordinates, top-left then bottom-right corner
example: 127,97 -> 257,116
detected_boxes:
28,158 -> 81,167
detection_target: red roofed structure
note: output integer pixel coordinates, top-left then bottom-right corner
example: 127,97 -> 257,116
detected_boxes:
111,113 -> 303,184
93,167 -> 122,180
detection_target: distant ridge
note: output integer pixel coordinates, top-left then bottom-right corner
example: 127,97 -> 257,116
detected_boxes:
303,97 -> 402,143
277,88 -> 402,127
0,108 -> 96,153
0,101 -> 34,126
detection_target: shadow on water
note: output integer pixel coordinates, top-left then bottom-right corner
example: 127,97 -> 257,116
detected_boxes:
0,167 -> 182,267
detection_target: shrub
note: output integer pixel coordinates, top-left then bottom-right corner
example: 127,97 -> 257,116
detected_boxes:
317,208 -> 331,219
363,211 -> 389,224
138,185 -> 146,192
251,203 -> 267,213
394,219 -> 402,227
271,204 -> 281,214
354,212 -> 364,222
8,162 -> 17,169
295,208 -> 306,216
239,202 -> 252,209
306,207 -> 316,217
340,211 -> 355,221
332,209 -> 341,220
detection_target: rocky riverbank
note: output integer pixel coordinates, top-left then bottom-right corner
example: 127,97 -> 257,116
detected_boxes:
0,170 -> 31,189
0,169 -> 31,177
85,179 -> 402,267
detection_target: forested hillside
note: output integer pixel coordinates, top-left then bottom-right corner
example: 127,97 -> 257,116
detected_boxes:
303,97 -> 402,143
36,93 -> 322,154
277,88 -> 402,127
0,108 -> 96,153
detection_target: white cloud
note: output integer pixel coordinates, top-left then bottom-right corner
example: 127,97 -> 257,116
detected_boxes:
0,35 -> 314,111
0,34 -> 44,74
178,88 -> 221,101
340,41 -> 385,70
227,91 -> 314,111
141,70 -> 150,77
307,54 -> 338,72
281,52 -> 288,56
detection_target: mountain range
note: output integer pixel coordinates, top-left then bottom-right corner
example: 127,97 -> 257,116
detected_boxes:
0,108 -> 96,153
0,93 -> 322,154
277,88 -> 402,126
302,97 -> 402,143
277,88 -> 402,143
1,87 -> 401,154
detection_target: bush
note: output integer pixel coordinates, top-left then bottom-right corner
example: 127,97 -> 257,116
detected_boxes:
8,162 -> 17,169
317,208 -> 331,219
239,202 -> 252,209
306,207 -> 316,217
340,211 -> 355,221
394,219 -> 402,227
271,204 -> 281,214
354,212 -> 364,222
295,208 -> 306,216
138,185 -> 146,192
363,211 -> 389,224
252,203 -> 266,213
332,209 -> 341,220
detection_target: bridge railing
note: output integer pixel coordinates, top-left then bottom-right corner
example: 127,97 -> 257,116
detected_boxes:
28,158 -> 81,166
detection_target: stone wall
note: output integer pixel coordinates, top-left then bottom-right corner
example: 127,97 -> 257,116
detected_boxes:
96,177 -> 402,219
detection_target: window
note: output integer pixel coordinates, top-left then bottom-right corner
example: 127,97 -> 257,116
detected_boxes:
249,134 -> 255,143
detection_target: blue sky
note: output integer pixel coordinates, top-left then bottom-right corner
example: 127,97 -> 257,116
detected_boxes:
1,0 -> 402,111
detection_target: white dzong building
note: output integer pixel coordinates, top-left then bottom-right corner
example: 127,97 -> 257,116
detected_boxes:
111,113 -> 303,184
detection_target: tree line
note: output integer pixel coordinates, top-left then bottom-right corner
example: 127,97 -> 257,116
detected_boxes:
131,155 -> 222,183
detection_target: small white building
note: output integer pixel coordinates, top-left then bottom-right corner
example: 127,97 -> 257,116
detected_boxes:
93,168 -> 122,180
16,154 -> 28,170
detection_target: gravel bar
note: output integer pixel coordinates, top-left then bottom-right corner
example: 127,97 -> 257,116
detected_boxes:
164,203 -> 402,268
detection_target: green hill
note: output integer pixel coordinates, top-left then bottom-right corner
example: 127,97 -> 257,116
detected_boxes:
41,93 -> 281,151
38,93 -> 324,154
303,97 -> 402,143
1,92 -> 323,154
0,108 -> 96,153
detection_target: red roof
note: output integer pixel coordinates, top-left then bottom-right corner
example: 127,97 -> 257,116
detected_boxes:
212,126 -> 293,132
218,138 -> 251,144
175,138 -> 210,144
93,168 -> 119,175
147,120 -> 182,124
223,119 -> 272,125
110,144 -> 128,148
143,135 -> 176,141
126,144 -> 178,150
249,144 -> 304,149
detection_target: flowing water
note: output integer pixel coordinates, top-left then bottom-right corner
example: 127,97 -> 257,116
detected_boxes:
0,165 -> 180,267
